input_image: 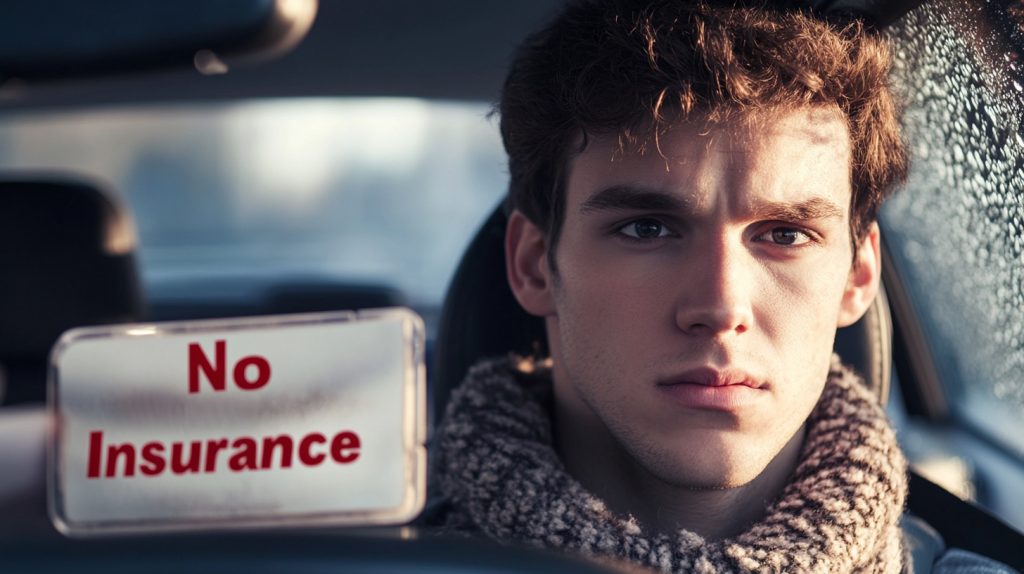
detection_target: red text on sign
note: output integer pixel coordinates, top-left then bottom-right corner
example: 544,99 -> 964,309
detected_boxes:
86,429 -> 361,478
188,340 -> 271,393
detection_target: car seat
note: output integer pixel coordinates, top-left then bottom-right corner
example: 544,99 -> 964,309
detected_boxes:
0,175 -> 144,405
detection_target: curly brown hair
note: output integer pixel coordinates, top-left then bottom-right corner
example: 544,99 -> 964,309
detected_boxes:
500,0 -> 908,263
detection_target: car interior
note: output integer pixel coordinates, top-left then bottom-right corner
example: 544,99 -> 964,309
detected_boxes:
0,177 -> 144,405
1,0 -> 1023,572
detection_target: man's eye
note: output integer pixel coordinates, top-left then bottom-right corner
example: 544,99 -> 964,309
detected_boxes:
618,219 -> 671,240
756,227 -> 812,246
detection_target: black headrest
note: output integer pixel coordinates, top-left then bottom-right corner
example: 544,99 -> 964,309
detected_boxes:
433,204 -> 891,426
0,176 -> 144,400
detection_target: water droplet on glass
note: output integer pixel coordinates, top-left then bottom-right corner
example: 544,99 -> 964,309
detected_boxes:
882,0 -> 1024,416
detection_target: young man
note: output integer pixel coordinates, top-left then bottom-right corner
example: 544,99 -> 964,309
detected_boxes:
436,1 -> 911,572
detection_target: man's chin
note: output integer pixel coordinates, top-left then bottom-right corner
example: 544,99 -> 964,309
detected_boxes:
663,471 -> 763,491
631,428 -> 806,494
637,453 -> 767,491
678,476 -> 759,491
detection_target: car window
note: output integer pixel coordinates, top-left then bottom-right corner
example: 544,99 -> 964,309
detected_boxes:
884,0 -> 1024,527
0,99 -> 507,330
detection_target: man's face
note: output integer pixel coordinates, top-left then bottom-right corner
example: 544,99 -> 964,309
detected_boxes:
524,107 -> 876,489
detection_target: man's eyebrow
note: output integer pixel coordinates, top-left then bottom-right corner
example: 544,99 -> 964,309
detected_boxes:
578,185 -> 845,221
578,185 -> 686,215
747,197 -> 845,222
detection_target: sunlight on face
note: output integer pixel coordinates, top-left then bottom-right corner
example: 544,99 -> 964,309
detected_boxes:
548,107 -> 856,489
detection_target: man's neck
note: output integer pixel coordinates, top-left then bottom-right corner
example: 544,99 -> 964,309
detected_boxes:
553,397 -> 806,540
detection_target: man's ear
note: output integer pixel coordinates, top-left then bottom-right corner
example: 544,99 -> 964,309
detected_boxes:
837,222 -> 882,328
506,210 -> 557,317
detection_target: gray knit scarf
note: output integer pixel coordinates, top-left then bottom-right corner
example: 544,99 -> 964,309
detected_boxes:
434,355 -> 908,573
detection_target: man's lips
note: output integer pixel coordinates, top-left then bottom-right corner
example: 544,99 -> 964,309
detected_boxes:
655,367 -> 765,389
655,367 -> 767,411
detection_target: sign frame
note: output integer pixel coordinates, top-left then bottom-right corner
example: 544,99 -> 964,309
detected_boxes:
47,308 -> 427,537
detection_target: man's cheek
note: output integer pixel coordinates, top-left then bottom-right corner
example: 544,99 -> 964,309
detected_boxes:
562,251 -> 648,303
771,263 -> 848,318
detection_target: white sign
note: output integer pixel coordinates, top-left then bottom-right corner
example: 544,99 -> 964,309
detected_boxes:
48,309 -> 426,536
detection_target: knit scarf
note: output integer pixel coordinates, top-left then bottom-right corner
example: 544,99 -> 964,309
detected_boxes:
434,355 -> 908,573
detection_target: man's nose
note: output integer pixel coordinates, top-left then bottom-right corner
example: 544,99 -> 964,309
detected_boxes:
674,237 -> 754,337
